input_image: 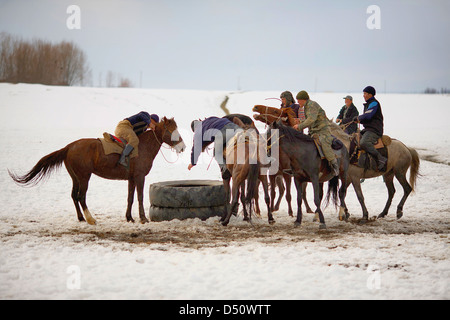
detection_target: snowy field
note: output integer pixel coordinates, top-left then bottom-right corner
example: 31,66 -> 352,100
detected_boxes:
0,83 -> 449,300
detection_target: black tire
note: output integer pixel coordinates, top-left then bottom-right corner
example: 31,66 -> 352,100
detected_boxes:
149,205 -> 225,222
149,180 -> 226,208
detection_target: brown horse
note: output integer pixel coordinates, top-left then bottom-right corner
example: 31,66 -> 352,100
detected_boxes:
9,117 -> 186,225
220,118 -> 274,226
328,120 -> 420,222
252,105 -> 314,215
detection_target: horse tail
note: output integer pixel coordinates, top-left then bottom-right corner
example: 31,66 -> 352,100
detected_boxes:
9,145 -> 69,187
245,162 -> 260,214
408,147 -> 421,192
325,175 -> 339,208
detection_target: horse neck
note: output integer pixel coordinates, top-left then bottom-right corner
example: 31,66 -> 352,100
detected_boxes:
139,128 -> 163,157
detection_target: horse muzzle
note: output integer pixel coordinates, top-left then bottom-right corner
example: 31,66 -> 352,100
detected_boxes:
174,141 -> 186,154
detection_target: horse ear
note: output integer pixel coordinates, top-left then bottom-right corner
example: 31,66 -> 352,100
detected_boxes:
162,116 -> 168,122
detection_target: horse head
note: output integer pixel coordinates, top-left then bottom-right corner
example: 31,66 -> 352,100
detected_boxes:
252,105 -> 292,126
158,117 -> 186,153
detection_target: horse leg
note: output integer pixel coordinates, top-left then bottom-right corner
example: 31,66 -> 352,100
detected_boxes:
78,174 -> 96,225
313,182 -> 324,222
269,174 -> 277,212
135,176 -> 149,224
284,174 -> 293,217
126,179 -> 136,222
66,164 -> 85,222
260,175 -> 275,224
312,180 -> 326,229
253,183 -> 261,216
302,182 -> 314,213
351,176 -> 370,223
274,175 -> 284,212
378,171 -> 395,219
240,183 -> 249,221
394,170 -> 412,219
338,173 -> 350,221
70,177 -> 85,222
222,178 -> 241,226
293,177 -> 303,227
220,177 -> 231,222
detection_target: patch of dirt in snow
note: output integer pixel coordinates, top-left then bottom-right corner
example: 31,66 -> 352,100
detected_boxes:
2,212 -> 448,250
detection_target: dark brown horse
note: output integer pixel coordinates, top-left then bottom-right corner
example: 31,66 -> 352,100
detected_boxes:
9,117 -> 186,225
270,121 -> 350,229
252,105 -> 314,215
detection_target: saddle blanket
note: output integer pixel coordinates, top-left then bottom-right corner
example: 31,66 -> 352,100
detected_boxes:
99,132 -> 138,158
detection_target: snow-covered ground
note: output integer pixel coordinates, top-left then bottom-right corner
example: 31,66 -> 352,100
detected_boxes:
0,83 -> 449,300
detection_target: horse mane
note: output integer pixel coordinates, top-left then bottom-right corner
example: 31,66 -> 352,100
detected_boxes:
274,121 -> 314,144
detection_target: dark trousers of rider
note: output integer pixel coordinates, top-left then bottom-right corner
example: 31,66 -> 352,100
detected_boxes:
360,130 -> 382,159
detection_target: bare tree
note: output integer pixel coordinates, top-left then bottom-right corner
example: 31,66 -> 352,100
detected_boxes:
0,33 -> 90,86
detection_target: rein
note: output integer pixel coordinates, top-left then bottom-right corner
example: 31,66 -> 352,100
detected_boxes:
151,123 -> 180,164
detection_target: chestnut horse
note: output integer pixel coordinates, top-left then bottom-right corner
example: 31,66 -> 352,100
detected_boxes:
220,118 -> 274,226
252,105 -> 314,215
9,117 -> 186,225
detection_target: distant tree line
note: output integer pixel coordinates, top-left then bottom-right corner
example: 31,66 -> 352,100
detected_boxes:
0,32 -> 133,88
424,87 -> 450,94
0,32 -> 91,86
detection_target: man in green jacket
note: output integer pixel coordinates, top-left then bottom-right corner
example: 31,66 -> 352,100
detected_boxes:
293,90 -> 339,176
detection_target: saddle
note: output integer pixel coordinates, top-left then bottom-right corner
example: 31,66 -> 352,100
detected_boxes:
311,134 -> 344,160
99,132 -> 138,158
349,133 -> 391,171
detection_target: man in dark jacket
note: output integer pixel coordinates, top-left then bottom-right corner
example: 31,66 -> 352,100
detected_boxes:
336,95 -> 359,134
187,116 -> 242,178
115,111 -> 159,167
354,86 -> 387,171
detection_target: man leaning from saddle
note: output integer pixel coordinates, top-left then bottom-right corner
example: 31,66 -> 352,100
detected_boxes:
187,117 -> 244,179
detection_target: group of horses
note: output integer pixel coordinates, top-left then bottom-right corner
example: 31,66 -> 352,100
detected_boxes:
9,105 -> 420,230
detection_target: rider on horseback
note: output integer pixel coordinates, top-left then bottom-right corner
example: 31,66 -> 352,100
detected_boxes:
115,111 -> 159,167
353,86 -> 387,171
293,90 -> 340,176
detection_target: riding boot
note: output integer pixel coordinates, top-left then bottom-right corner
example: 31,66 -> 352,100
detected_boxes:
376,154 -> 387,171
330,159 -> 340,176
118,144 -> 134,167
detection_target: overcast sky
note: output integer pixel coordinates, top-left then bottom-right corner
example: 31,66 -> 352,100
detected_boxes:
1,0 -> 449,92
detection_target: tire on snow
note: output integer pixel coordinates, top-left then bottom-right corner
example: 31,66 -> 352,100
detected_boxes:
149,180 -> 226,222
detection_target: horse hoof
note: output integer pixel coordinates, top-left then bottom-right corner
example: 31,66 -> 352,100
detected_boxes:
140,218 -> 149,224
269,219 -> 276,225
294,221 -> 302,227
127,217 -> 135,223
377,213 -> 386,219
221,220 -> 229,226
319,223 -> 327,230
359,218 -> 368,225
397,211 -> 403,219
